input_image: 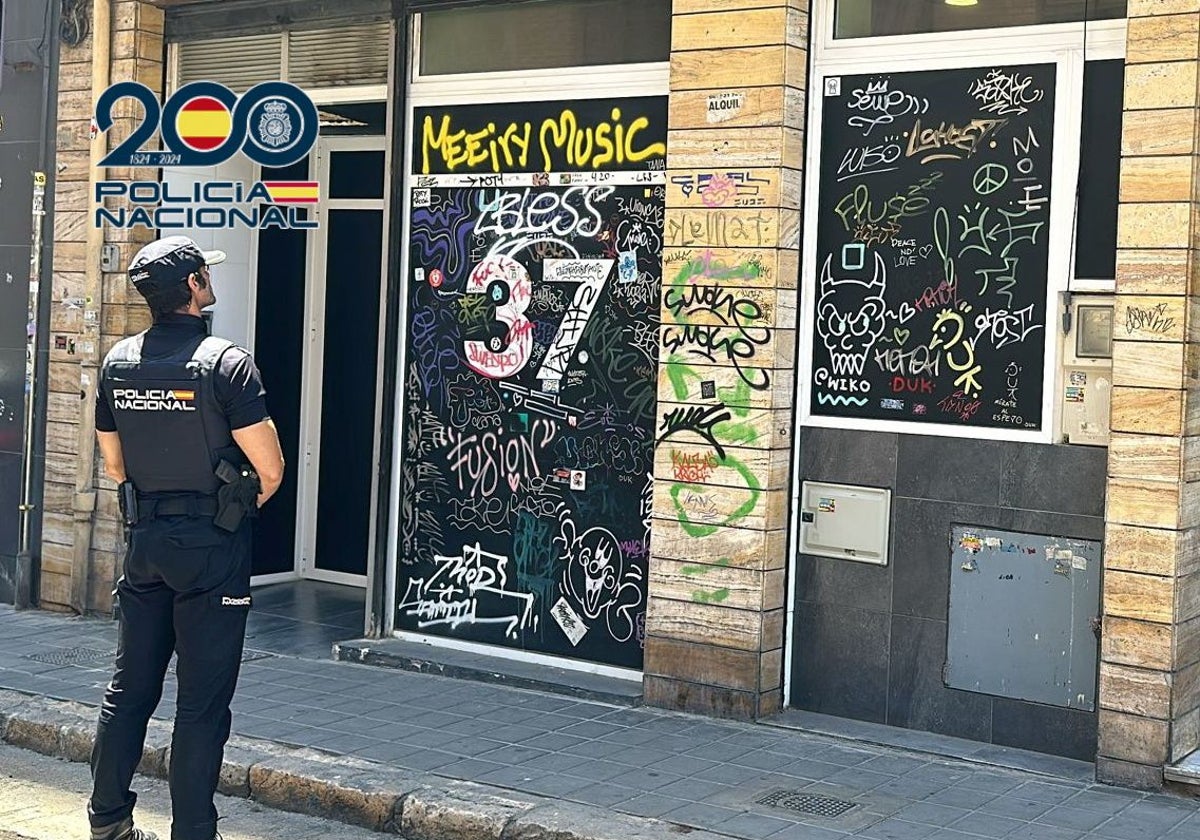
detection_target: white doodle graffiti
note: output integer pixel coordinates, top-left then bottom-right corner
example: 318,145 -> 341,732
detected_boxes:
557,514 -> 644,643
970,69 -> 1044,117
847,78 -> 929,136
815,249 -> 889,376
397,543 -> 536,638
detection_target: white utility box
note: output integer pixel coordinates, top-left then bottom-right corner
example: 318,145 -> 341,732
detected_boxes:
799,481 -> 891,565
1060,297 -> 1113,447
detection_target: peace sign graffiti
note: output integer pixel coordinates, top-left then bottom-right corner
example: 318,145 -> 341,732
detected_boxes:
973,163 -> 1009,196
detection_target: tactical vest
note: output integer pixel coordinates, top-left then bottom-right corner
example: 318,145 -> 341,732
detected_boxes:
102,331 -> 236,494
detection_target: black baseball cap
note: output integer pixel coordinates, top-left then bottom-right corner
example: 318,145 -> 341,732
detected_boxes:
127,235 -> 226,293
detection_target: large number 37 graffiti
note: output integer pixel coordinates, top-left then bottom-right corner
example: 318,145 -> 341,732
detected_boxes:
463,256 -> 612,384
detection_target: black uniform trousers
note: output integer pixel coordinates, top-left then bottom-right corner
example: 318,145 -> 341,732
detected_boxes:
89,505 -> 253,840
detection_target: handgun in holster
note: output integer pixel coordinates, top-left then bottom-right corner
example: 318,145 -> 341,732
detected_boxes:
118,480 -> 139,527
214,459 -> 262,532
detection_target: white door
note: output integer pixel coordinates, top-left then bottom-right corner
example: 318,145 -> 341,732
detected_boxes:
296,135 -> 389,586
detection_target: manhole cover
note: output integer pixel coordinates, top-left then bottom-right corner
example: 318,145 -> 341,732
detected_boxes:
24,647 -> 114,666
755,790 -> 858,818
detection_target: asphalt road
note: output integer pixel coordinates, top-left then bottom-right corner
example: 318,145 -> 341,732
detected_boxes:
0,742 -> 381,840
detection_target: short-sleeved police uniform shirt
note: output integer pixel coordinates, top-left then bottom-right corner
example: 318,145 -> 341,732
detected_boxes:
95,314 -> 270,433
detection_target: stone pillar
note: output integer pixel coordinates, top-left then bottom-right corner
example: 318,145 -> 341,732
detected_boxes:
40,0 -> 164,614
644,0 -> 807,718
1099,1 -> 1200,789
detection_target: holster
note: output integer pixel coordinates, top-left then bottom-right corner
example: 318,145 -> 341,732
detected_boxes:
118,481 -> 139,527
214,459 -> 262,532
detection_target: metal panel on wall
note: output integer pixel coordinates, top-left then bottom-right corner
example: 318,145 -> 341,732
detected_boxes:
397,97 -> 667,669
947,525 -> 1101,711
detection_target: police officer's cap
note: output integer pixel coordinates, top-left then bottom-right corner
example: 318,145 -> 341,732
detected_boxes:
127,235 -> 226,293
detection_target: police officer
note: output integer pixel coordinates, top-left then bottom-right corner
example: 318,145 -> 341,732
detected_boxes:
88,236 -> 285,840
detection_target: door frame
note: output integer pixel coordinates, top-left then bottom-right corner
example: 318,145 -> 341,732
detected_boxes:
383,11 -> 669,669
296,133 -> 391,588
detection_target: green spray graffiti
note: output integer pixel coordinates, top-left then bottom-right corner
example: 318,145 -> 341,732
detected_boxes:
681,557 -> 732,603
668,455 -> 761,538
660,255 -> 770,538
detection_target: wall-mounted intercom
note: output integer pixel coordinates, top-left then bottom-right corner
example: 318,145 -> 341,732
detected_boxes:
1060,295 -> 1113,447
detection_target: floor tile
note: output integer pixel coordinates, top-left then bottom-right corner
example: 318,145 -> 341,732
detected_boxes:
570,782 -> 642,808
1004,824 -> 1082,840
947,810 -> 1028,838
713,810 -> 800,840
661,801 -> 745,830
893,802 -> 972,828
977,793 -> 1055,822
860,817 -> 943,840
434,758 -> 508,781
618,793 -> 693,819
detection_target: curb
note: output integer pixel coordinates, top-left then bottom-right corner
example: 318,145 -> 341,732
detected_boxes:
0,688 -> 722,840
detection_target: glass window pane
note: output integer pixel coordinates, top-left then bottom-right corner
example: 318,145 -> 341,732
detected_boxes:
419,0 -> 671,75
329,150 -> 386,200
1074,60 -> 1123,281
836,0 -> 1127,39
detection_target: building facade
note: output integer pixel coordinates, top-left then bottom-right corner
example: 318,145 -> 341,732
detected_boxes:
0,0 -> 55,605
24,0 -> 1200,790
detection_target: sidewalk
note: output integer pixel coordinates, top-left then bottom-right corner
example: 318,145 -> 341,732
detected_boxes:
1,603 -> 1198,840
0,742 -> 383,840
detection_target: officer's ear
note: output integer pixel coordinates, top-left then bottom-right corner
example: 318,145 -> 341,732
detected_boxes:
188,270 -> 208,292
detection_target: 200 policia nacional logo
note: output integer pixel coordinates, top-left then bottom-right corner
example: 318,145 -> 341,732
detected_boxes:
93,81 -> 320,230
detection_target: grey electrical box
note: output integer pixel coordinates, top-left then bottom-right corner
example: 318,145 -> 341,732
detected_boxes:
946,526 -> 1101,711
799,482 -> 891,565
100,243 -> 122,273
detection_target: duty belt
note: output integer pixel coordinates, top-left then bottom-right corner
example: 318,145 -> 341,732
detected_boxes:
136,495 -> 219,521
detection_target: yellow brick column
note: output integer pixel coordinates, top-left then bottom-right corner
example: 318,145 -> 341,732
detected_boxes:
1099,1 -> 1200,788
40,0 -> 163,615
645,0 -> 806,718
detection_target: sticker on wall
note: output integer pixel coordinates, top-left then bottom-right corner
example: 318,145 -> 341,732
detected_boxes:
700,381 -> 716,399
707,91 -> 746,124
817,497 -> 836,513
412,188 -> 431,208
1070,371 -> 1087,386
428,268 -> 444,289
414,268 -> 426,284
570,470 -> 587,491
551,597 -> 588,646
959,533 -> 983,554
824,77 -> 842,97
618,251 -> 638,283
1065,386 -> 1085,402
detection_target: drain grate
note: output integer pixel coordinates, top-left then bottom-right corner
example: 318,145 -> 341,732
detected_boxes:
755,790 -> 858,818
24,647 -> 114,667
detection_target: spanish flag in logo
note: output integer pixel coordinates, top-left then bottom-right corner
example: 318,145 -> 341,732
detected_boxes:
176,97 -> 233,152
170,390 -> 195,401
263,182 -> 320,204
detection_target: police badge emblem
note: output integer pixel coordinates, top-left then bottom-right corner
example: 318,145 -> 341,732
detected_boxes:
257,100 -> 293,149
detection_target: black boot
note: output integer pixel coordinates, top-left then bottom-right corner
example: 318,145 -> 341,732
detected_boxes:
90,816 -> 159,840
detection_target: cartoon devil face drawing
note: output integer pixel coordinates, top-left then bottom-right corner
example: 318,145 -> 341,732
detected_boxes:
815,252 -> 888,376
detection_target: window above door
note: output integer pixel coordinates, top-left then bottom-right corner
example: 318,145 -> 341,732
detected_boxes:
417,0 -> 671,76
835,0 -> 1127,40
